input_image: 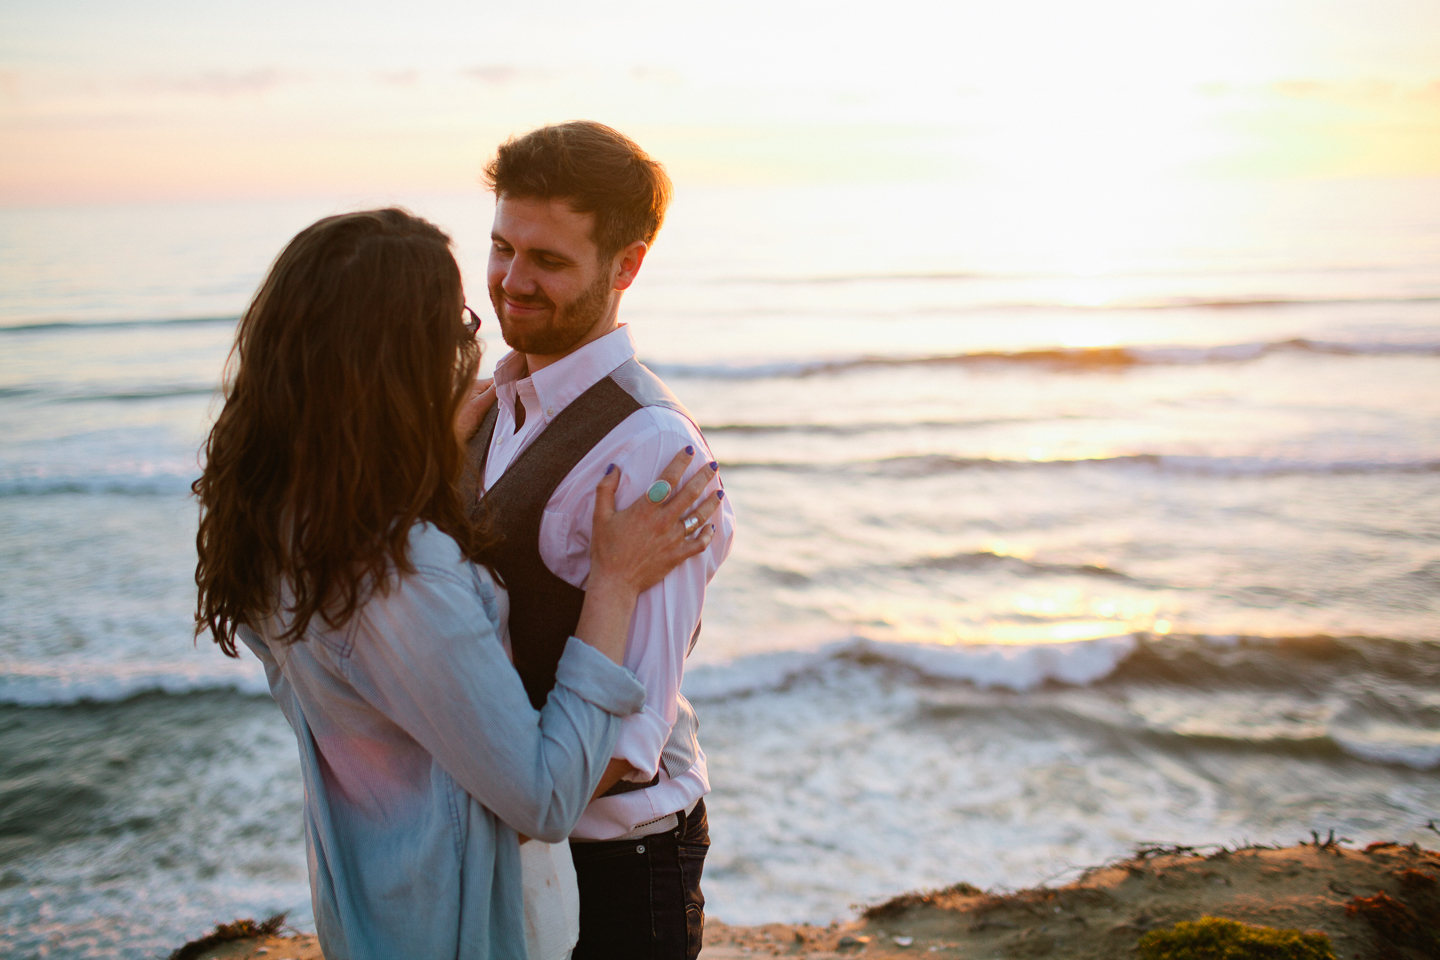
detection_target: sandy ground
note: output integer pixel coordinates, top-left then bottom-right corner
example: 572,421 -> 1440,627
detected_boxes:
177,840 -> 1439,959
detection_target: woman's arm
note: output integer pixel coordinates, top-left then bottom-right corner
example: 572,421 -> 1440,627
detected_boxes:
339,455 -> 721,842
340,539 -> 641,843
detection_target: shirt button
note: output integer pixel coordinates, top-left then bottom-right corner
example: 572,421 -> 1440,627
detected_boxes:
545,406 -> 555,417
636,844 -> 646,854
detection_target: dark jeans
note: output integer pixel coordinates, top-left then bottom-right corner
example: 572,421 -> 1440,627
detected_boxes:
570,798 -> 709,960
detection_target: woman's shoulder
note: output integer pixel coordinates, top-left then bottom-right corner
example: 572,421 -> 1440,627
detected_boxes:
404,520 -> 463,566
248,523 -> 501,664
403,521 -> 499,592
334,522 -> 503,657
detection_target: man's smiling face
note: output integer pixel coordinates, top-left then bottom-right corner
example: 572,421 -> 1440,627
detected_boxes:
487,195 -> 615,360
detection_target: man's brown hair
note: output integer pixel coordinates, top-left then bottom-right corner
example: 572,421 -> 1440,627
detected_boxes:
193,208 -> 490,657
483,121 -> 673,259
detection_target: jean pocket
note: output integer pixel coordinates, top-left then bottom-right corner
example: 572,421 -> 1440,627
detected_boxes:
570,841 -> 650,866
678,841 -> 706,912
677,837 -> 709,859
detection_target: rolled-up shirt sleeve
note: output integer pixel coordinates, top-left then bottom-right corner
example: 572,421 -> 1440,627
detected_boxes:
557,410 -> 735,781
341,558 -> 646,842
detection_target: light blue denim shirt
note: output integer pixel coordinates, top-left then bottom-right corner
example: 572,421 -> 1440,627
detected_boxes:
238,522 -> 646,960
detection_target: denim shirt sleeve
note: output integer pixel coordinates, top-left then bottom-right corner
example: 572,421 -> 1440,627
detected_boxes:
336,546 -> 646,843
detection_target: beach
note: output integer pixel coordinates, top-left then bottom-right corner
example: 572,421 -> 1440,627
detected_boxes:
2,180 -> 1439,958
171,839 -> 1440,958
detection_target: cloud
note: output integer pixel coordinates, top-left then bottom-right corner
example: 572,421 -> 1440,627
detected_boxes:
376,70 -> 419,88
0,70 -> 19,106
629,65 -> 683,87
127,69 -> 293,98
1272,80 -> 1328,99
1267,78 -> 1440,103
462,65 -> 552,86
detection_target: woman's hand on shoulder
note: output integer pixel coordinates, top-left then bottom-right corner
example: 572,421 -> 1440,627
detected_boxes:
455,376 -> 496,443
588,449 -> 722,599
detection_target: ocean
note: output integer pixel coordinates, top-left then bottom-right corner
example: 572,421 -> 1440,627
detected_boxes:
2,178 -> 1438,958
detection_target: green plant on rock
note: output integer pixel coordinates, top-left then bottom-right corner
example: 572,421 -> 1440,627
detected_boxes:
1136,916 -> 1335,960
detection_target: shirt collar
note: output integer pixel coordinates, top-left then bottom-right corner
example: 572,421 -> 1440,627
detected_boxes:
493,325 -> 637,424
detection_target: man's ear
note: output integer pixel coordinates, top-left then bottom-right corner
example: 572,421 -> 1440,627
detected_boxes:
611,240 -> 649,292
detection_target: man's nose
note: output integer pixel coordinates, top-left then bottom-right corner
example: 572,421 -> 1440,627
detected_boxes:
499,258 -> 536,295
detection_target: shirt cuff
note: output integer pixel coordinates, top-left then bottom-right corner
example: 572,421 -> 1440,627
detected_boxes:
553,637 -> 646,717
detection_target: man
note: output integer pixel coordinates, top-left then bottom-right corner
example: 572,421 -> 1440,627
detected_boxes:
467,121 -> 735,960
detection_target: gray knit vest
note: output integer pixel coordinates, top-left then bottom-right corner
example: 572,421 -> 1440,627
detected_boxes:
463,358 -> 704,794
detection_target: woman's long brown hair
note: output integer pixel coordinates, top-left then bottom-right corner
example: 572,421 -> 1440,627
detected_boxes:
194,208 -> 487,657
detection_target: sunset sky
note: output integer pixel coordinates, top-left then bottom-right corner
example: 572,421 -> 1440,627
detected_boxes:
2,0 -> 1438,205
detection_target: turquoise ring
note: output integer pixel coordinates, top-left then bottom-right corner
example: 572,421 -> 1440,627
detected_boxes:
645,479 -> 673,504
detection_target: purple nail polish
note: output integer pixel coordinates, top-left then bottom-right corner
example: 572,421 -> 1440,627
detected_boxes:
605,464 -> 615,475
685,445 -> 695,455
716,490 -> 724,500
709,461 -> 718,471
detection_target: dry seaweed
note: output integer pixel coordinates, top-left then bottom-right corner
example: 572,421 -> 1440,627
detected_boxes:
1345,891 -> 1438,957
1306,829 -> 1351,852
1346,892 -> 1419,937
1395,867 -> 1437,890
861,881 -> 985,919
167,913 -> 287,960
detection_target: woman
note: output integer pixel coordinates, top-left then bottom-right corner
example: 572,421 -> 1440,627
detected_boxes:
193,208 -> 720,959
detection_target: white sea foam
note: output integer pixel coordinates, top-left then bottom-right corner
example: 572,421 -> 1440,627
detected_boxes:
682,634 -> 1139,701
0,660 -> 269,706
3,634 -> 1137,708
1332,726 -> 1440,771
855,634 -> 1139,690
0,465 -> 198,497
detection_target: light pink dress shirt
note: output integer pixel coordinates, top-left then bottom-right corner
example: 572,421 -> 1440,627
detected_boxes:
482,325 -> 735,840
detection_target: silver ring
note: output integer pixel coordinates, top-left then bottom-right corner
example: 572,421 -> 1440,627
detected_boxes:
682,516 -> 700,534
645,479 -> 672,504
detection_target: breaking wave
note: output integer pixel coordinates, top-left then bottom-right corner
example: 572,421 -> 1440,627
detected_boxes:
6,633 -> 1436,768
0,315 -> 238,334
0,468 -> 197,497
901,550 -> 1137,581
652,338 -> 1440,380
0,660 -> 269,707
679,633 -> 1440,769
719,452 -> 1440,477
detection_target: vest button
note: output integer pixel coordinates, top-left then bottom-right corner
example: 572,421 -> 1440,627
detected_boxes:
636,844 -> 646,854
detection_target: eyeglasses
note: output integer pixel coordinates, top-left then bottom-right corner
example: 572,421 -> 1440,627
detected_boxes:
462,305 -> 483,336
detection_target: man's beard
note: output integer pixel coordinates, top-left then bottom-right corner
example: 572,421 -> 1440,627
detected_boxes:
490,271 -> 611,356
